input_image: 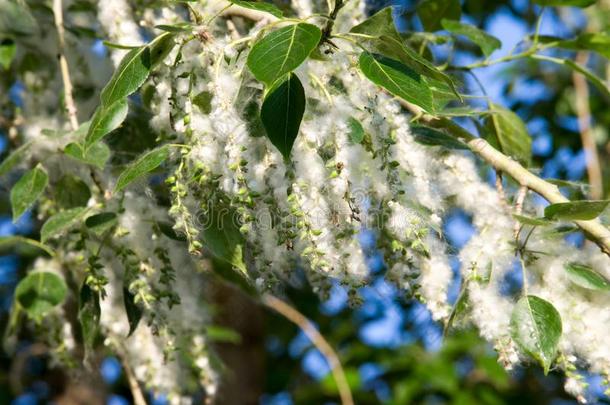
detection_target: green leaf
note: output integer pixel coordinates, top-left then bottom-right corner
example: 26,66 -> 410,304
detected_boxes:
0,0 -> 37,36
564,263 -> 610,291
532,0 -> 596,6
347,117 -> 365,144
149,32 -> 176,67
206,325 -> 242,344
201,205 -> 256,294
229,0 -> 283,18
411,125 -> 468,149
0,38 -> 16,69
0,141 -> 32,177
441,19 -> 501,57
84,99 -> 129,148
563,59 -> 610,99
0,236 -> 54,257
260,73 -> 306,159
358,51 -> 434,113
544,33 -> 610,59
100,46 -> 151,107
484,103 -> 532,166
54,175 -> 91,209
157,221 -> 187,242
10,165 -> 48,221
513,214 -> 554,226
115,146 -> 169,192
15,272 -> 67,321
154,22 -> 193,33
85,212 -> 118,236
192,91 -> 213,114
247,23 -> 322,85
510,295 -> 562,374
40,207 -> 88,243
417,0 -> 461,32
123,286 -> 142,336
64,141 -> 111,169
78,283 -> 100,353
349,8 -> 458,98
544,200 -> 610,220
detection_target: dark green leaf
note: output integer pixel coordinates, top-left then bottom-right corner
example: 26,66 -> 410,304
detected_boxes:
123,286 -> 142,336
78,283 -> 100,352
564,263 -> 610,291
260,73 -> 306,159
411,125 -> 468,149
532,0 -> 596,6
100,46 -> 151,107
10,165 -> 48,221
484,103 -> 532,166
40,207 -> 88,243
544,200 -> 609,220
0,39 -> 16,69
157,221 -> 187,242
115,146 -> 169,192
84,99 -> 129,148
0,141 -> 32,176
229,0 -> 283,18
349,8 -> 458,97
247,23 -> 321,85
192,91 -> 213,114
441,19 -> 501,57
64,141 -> 111,169
513,214 -> 554,226
417,0 -> 461,32
347,117 -> 365,144
149,32 -> 176,67
54,175 -> 91,209
510,295 -> 562,374
85,212 -> 118,236
563,59 -> 610,98
15,272 -> 67,321
358,52 -> 434,113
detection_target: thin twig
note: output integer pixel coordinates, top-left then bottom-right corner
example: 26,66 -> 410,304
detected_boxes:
117,349 -> 148,405
573,51 -> 603,200
513,185 -> 528,239
494,170 -> 509,208
52,0 -> 79,131
262,294 -> 354,405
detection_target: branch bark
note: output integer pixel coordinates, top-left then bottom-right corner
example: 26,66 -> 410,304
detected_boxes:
573,51 -> 603,200
52,0 -> 79,131
262,294 -> 354,405
400,101 -> 610,257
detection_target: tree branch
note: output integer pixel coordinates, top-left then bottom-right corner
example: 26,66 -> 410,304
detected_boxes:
400,101 -> 610,257
262,294 -> 354,405
573,51 -> 603,200
52,0 -> 79,131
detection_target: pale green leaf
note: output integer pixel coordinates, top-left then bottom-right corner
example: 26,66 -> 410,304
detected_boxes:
10,165 -> 48,221
0,236 -> 54,256
544,200 -> 610,220
229,0 -> 283,18
510,295 -> 562,374
15,272 -> 67,321
260,73 -> 306,159
347,117 -> 365,144
358,51 -> 434,113
64,141 -> 111,169
0,141 -> 32,177
247,23 -> 321,85
115,146 -> 169,192
513,214 -> 554,226
40,207 -> 88,243
441,19 -> 501,57
0,39 -> 16,69
564,263 -> 610,291
484,103 -> 532,166
78,283 -> 100,353
0,0 -> 37,36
